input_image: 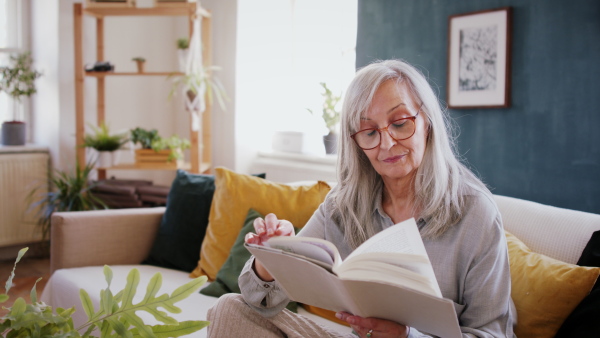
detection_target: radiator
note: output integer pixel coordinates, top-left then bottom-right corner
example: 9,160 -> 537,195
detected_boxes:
0,150 -> 49,247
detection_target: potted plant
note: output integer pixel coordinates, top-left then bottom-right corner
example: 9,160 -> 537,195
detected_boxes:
132,57 -> 146,73
176,37 -> 189,72
130,127 -> 190,168
82,122 -> 128,168
27,161 -> 108,243
0,247 -> 209,336
0,52 -> 42,146
308,82 -> 341,154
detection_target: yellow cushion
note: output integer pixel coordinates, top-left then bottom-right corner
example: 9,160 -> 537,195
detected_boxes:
190,167 -> 331,280
506,231 -> 600,337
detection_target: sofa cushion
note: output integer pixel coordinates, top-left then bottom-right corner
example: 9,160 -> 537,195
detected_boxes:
506,231 -> 600,337
191,167 -> 331,280
555,230 -> 600,337
200,208 -> 264,296
40,265 -> 350,337
199,208 -> 299,312
495,195 -> 600,264
144,170 -> 265,273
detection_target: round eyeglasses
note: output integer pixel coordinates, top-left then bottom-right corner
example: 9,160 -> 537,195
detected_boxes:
350,108 -> 421,150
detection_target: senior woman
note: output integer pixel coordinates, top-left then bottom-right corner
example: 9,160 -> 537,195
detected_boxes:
207,59 -> 515,338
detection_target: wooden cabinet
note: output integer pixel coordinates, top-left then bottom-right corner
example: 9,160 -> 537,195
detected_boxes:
73,2 -> 212,179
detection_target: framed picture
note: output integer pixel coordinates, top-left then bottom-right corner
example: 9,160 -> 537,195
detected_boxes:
447,7 -> 512,109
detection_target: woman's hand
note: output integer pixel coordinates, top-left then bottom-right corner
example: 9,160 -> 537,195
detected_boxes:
335,312 -> 410,338
245,213 -> 295,245
245,213 -> 295,282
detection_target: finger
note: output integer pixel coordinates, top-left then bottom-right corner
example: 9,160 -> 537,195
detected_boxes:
253,217 -> 266,236
264,213 -> 279,236
245,232 -> 260,245
274,219 -> 294,236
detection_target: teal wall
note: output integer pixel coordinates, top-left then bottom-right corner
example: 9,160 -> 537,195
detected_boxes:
357,0 -> 600,213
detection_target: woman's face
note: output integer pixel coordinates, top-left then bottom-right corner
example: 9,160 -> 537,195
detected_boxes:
359,79 -> 428,183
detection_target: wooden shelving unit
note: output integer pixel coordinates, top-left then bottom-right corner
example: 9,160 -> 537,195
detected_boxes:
73,2 -> 212,179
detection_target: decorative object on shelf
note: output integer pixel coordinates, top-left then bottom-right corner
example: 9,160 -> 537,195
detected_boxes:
447,7 -> 512,108
27,161 -> 107,242
0,247 -> 209,337
169,7 -> 226,135
132,57 -> 146,73
136,0 -> 154,8
308,82 -> 341,154
130,127 -> 190,168
82,122 -> 129,168
84,61 -> 114,72
176,37 -> 189,72
85,0 -> 132,8
0,52 -> 42,146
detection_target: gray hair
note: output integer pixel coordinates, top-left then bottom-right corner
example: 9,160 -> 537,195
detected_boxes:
330,59 -> 490,249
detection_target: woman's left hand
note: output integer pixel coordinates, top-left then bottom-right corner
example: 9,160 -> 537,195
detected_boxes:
336,312 -> 410,338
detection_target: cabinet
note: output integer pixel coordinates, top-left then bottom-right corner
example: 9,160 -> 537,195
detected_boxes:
73,2 -> 212,179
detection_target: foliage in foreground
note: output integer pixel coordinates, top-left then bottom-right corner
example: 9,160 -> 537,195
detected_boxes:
0,248 -> 209,337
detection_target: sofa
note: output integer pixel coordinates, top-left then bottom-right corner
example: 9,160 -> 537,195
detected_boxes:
40,170 -> 600,338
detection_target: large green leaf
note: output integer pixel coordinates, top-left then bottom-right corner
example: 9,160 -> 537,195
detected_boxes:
79,289 -> 94,321
150,321 -> 210,338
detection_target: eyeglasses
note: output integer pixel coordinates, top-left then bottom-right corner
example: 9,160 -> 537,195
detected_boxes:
350,107 -> 421,150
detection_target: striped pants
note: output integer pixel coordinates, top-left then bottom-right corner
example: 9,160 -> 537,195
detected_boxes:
207,293 -> 355,338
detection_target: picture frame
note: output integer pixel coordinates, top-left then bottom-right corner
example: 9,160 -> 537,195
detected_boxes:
447,7 -> 512,109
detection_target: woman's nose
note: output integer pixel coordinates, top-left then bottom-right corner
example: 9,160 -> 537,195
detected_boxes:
379,129 -> 397,149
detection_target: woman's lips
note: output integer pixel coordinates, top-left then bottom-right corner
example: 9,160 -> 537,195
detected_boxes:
383,155 -> 405,163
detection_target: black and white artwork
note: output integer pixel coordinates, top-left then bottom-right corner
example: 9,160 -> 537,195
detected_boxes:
448,8 -> 511,108
459,25 -> 498,91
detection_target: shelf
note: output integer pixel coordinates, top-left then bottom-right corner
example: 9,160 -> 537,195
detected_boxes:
83,4 -> 196,18
97,162 -> 211,173
85,71 -> 183,77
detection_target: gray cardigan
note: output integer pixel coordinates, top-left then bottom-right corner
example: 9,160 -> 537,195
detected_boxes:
239,187 -> 515,337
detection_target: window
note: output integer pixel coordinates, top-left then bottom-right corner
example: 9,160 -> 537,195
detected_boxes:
0,0 -> 30,124
236,0 -> 357,155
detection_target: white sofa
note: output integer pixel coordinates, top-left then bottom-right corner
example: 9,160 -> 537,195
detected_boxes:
40,194 -> 600,337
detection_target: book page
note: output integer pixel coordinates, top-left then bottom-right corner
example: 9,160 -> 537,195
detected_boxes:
264,236 -> 343,268
348,218 -> 427,259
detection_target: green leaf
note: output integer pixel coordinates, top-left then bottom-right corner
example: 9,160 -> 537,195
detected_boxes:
4,247 -> 28,294
142,273 -> 162,304
0,293 -> 9,303
150,321 -> 210,337
29,277 -> 43,303
123,312 -> 154,338
106,316 -> 129,337
79,289 -> 95,320
9,297 -> 27,317
168,277 -> 207,304
103,265 -> 113,287
120,268 -> 140,310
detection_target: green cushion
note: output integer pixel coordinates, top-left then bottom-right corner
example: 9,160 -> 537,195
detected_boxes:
144,170 -> 265,272
200,208 -> 298,312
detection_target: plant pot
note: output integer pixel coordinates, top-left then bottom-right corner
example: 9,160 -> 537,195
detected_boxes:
177,49 -> 189,72
135,61 -> 145,73
323,132 -> 338,154
1,121 -> 26,146
96,151 -> 113,168
134,149 -> 182,169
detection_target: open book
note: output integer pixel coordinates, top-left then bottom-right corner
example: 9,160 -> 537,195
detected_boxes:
245,218 -> 462,338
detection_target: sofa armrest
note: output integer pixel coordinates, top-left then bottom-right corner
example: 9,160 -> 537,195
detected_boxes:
50,207 -> 165,274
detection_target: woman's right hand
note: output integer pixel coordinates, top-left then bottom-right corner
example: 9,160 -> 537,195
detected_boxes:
245,213 -> 295,245
245,213 -> 295,282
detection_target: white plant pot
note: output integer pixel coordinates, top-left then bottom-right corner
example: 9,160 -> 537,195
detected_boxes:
178,49 -> 189,73
96,151 -> 113,168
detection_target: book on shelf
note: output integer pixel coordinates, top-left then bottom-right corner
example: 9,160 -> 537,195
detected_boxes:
245,218 -> 462,338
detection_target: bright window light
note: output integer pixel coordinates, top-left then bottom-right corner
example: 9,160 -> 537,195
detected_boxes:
236,0 -> 357,154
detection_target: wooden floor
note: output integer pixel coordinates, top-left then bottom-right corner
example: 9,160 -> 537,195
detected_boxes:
0,256 -> 50,316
